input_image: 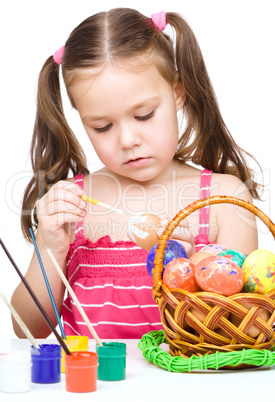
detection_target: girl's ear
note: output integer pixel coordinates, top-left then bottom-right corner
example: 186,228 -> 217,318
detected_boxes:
173,73 -> 186,111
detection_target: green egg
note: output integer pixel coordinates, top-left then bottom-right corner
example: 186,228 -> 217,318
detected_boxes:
218,249 -> 246,268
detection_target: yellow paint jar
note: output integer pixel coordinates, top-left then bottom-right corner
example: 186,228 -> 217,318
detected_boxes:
61,336 -> 89,373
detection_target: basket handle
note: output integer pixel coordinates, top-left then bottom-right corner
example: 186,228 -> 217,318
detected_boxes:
152,195 -> 275,287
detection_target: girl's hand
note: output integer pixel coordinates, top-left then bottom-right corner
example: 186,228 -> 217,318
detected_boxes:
35,181 -> 87,254
158,217 -> 196,258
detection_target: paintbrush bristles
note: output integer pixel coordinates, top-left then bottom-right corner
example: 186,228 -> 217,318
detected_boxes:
47,248 -> 103,347
0,288 -> 40,349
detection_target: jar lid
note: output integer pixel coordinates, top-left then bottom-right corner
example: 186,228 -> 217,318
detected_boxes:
62,335 -> 89,341
0,351 -> 31,363
96,342 -> 127,357
65,351 -> 98,367
31,344 -> 61,358
61,335 -> 89,349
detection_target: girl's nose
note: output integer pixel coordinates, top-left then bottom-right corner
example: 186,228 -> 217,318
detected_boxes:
119,124 -> 142,149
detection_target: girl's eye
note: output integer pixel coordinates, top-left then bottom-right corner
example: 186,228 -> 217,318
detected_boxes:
94,123 -> 113,133
93,110 -> 155,133
135,110 -> 155,121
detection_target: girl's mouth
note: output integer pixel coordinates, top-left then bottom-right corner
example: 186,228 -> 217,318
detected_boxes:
125,157 -> 150,168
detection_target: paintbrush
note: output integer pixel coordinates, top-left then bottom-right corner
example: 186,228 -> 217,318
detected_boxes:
81,195 -> 124,215
47,248 -> 103,347
0,287 -> 40,349
0,238 -> 71,355
29,227 -> 66,339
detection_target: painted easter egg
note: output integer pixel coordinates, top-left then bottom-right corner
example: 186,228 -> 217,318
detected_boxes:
218,249 -> 246,268
146,240 -> 187,277
242,249 -> 275,294
163,258 -> 200,292
190,251 -> 213,265
195,256 -> 244,296
127,213 -> 161,251
199,244 -> 227,256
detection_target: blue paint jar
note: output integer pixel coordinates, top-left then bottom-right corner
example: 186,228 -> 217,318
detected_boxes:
31,344 -> 61,384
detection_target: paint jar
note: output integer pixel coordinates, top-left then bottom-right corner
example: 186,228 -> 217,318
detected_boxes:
60,335 -> 89,373
65,351 -> 98,393
0,351 -> 32,393
96,342 -> 127,381
31,344 -> 61,384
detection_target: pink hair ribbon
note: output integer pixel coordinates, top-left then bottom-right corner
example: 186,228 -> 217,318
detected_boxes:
151,11 -> 167,31
53,45 -> 65,65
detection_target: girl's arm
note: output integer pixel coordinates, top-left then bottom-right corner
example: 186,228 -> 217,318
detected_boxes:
11,181 -> 87,338
212,174 -> 258,255
158,174 -> 258,257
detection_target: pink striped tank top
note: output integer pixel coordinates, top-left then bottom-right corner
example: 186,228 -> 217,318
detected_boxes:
62,169 -> 213,338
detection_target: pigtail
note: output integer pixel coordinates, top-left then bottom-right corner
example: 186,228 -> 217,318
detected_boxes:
166,13 -> 262,199
21,57 -> 89,242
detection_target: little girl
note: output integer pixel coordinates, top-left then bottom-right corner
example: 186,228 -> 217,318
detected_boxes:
12,9 -> 261,339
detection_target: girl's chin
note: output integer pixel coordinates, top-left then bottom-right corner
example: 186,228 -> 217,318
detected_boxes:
107,160 -> 173,182
124,169 -> 163,183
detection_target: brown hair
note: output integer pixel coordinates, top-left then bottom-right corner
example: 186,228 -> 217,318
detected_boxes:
21,8 -> 262,241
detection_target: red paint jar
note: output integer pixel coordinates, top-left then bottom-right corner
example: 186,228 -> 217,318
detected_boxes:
65,351 -> 98,393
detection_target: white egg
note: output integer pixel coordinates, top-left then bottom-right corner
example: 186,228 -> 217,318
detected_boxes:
127,213 -> 161,250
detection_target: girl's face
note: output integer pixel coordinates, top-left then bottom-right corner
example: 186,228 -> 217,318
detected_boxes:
69,62 -> 185,182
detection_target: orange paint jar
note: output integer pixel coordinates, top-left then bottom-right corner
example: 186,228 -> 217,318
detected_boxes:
65,351 -> 98,393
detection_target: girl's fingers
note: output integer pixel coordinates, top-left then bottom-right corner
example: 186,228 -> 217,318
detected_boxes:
173,240 -> 195,258
38,181 -> 83,204
157,217 -> 195,257
35,181 -> 87,231
157,217 -> 190,236
170,227 -> 193,243
40,200 -> 87,218
36,181 -> 86,216
169,229 -> 196,258
51,180 -> 84,196
51,212 -> 86,228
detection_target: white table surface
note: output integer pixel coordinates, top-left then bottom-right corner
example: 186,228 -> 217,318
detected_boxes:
0,338 -> 274,402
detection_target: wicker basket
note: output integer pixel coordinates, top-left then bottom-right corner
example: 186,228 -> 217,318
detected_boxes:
152,196 -> 275,359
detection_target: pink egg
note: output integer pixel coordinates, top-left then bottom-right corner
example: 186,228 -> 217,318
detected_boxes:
199,244 -> 227,256
195,256 -> 244,296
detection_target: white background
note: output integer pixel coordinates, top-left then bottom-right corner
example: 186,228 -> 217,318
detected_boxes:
0,0 -> 274,338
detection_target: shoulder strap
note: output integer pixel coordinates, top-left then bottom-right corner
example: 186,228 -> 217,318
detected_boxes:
74,174 -> 85,240
198,169 -> 212,236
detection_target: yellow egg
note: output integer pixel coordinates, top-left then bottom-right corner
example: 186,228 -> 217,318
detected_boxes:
127,213 -> 161,250
242,249 -> 275,294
